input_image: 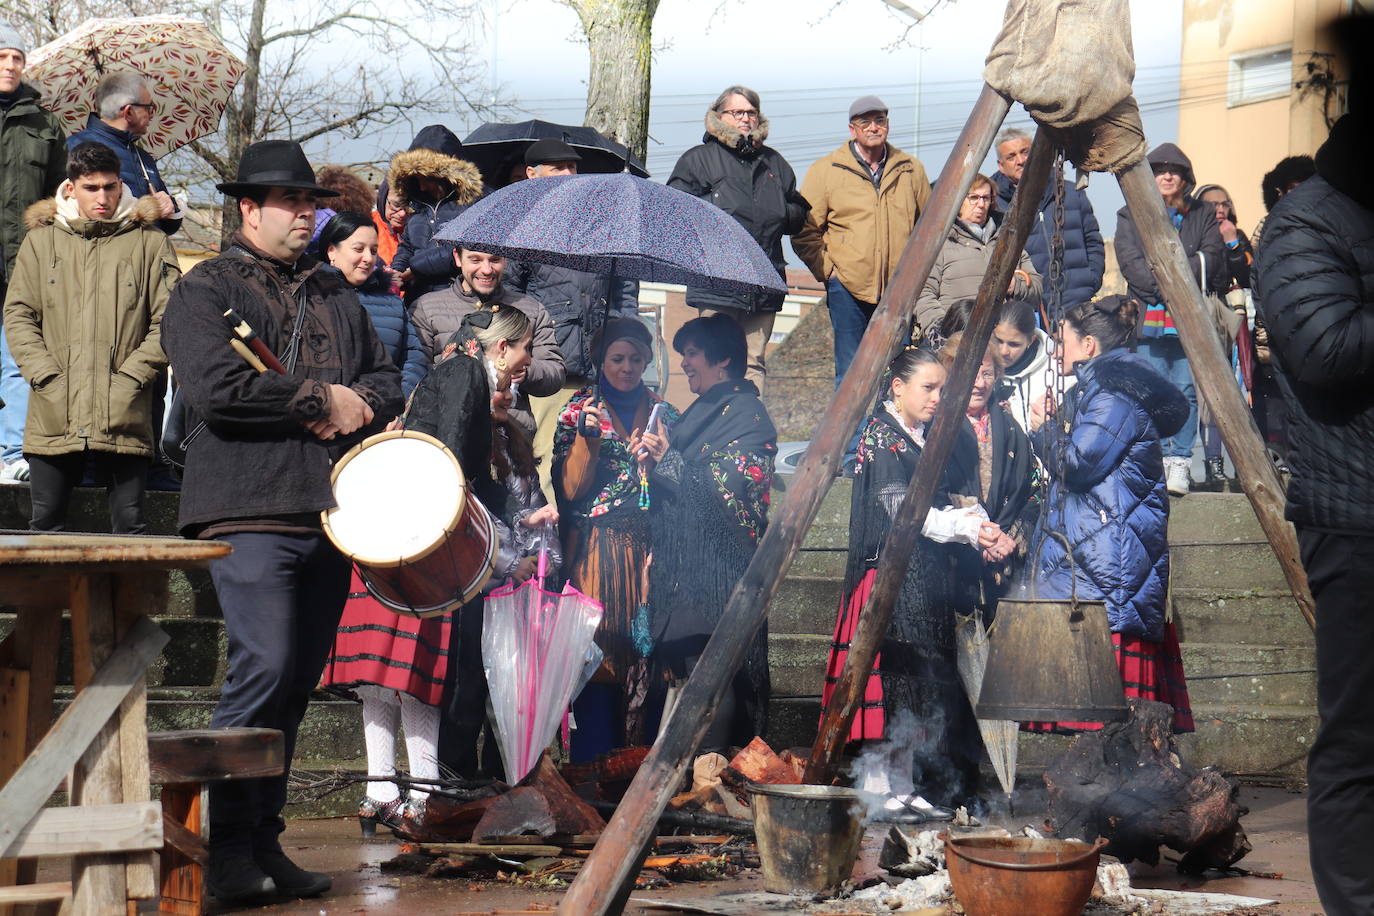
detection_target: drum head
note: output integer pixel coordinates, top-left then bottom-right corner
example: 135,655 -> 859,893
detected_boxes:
325,432 -> 464,565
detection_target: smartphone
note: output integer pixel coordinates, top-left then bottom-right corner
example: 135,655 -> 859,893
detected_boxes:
578,383 -> 602,438
645,401 -> 667,436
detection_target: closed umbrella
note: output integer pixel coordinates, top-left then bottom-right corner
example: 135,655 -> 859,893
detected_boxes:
955,611 -> 1018,797
462,120 -> 650,187
483,537 -> 604,784
434,173 -> 787,296
24,16 -> 244,159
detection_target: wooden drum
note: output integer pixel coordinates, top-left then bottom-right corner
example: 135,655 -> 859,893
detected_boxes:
322,430 -> 499,617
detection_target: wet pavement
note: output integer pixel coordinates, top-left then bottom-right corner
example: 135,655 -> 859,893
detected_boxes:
192,785 -> 1321,915
35,784 -> 1320,914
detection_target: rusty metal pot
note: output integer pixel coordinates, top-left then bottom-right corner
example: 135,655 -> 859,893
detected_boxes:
974,532 -> 1128,722
748,784 -> 864,895
946,835 -> 1109,916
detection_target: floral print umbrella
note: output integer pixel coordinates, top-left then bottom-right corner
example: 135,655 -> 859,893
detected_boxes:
25,16 -> 244,159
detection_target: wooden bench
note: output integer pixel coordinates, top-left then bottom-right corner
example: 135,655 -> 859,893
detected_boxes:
147,728 -> 284,916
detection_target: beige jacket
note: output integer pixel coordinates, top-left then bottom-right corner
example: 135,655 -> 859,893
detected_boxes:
791,142 -> 931,304
2,186 -> 178,457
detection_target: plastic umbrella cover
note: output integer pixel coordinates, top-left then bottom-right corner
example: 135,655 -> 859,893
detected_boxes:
483,565 -> 603,784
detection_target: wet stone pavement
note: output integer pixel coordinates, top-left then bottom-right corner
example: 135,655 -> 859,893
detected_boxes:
76,784 -> 1318,915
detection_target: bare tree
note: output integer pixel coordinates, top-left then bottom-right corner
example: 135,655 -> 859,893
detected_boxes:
559,0 -> 660,163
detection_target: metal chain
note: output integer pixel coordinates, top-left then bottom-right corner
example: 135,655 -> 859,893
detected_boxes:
1045,150 -> 1071,523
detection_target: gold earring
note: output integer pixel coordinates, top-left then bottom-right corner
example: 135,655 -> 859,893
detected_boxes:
496,356 -> 508,372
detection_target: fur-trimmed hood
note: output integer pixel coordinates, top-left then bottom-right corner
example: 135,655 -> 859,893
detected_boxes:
704,107 -> 770,156
23,183 -> 163,232
1079,348 -> 1189,438
388,147 -> 485,211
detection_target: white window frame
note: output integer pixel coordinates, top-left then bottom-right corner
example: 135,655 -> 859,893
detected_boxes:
1228,44 -> 1294,108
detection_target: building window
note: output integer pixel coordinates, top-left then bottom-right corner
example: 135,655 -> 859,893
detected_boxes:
1228,46 -> 1293,107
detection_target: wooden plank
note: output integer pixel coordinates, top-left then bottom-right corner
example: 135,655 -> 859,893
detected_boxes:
14,608 -> 62,762
0,668 -> 31,901
0,616 -> 167,859
156,784 -> 205,916
69,574 -> 129,914
555,83 -> 1015,916
3,804 -> 162,858
0,884 -> 70,906
0,575 -> 68,614
0,534 -> 229,572
160,812 -> 207,867
1117,159 -> 1316,631
148,728 -> 285,784
114,577 -> 158,902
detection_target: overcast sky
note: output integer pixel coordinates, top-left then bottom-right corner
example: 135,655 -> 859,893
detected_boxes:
332,0 -> 1184,242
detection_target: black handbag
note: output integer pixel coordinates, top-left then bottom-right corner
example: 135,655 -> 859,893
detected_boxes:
162,268 -> 311,473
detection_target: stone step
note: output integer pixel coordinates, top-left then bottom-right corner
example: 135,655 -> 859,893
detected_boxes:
1167,491 -> 1268,543
767,575 -> 843,635
1168,540 -> 1291,592
1171,587 -> 1311,648
0,614 -> 228,687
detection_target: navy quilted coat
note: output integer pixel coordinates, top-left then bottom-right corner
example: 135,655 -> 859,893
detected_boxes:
1032,349 -> 1188,640
993,171 -> 1104,306
320,266 -> 429,398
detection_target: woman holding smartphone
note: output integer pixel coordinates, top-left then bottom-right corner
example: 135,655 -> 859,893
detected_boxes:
553,318 -> 679,760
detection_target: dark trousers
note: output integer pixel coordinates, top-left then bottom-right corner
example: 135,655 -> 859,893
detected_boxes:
27,450 -> 149,533
207,531 -> 350,856
826,278 -> 910,462
438,598 -> 502,779
1299,529 -> 1374,916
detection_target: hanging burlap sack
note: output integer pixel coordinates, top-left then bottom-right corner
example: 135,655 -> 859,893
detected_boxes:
983,0 -> 1147,172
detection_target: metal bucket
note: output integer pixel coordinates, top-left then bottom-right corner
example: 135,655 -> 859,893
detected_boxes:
946,835 -> 1108,916
748,784 -> 864,894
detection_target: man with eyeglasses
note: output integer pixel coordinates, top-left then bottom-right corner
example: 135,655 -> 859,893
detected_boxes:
991,126 -> 1103,310
1112,142 -> 1226,496
667,85 -> 808,389
792,95 -> 930,469
67,71 -> 182,235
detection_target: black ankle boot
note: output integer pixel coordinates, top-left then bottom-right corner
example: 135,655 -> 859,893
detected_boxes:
206,853 -> 276,905
255,848 -> 331,898
1205,456 -> 1226,485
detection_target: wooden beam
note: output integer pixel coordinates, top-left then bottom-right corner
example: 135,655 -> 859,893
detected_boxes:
0,616 -> 167,860
1116,158 -> 1316,631
114,577 -> 160,902
2,804 -> 162,859
0,883 -> 71,906
806,126 -> 1059,783
0,668 -> 30,897
555,83 -> 1014,916
148,728 -> 285,784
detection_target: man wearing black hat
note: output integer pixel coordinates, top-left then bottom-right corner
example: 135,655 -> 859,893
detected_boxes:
161,139 -> 403,905
506,137 -> 641,495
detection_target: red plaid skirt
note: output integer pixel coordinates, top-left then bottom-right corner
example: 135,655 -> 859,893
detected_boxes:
1023,621 -> 1195,734
819,569 -> 886,743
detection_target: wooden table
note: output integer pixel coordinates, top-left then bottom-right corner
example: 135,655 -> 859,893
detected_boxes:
0,533 -> 230,915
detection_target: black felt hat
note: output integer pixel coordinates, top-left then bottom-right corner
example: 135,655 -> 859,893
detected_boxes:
524,138 -> 583,166
216,140 -> 341,198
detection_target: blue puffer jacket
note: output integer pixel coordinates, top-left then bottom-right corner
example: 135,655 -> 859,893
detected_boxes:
993,170 -> 1104,307
320,266 -> 429,398
1032,348 -> 1188,640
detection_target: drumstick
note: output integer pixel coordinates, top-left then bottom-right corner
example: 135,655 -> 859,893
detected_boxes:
223,308 -> 288,374
230,338 -> 269,373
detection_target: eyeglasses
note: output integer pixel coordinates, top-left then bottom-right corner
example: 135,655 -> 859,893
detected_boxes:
1151,164 -> 1183,177
125,102 -> 156,112
852,116 -> 889,129
721,108 -> 759,121
965,194 -> 993,204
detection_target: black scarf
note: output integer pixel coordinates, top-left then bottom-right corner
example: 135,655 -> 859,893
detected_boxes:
667,378 -> 775,463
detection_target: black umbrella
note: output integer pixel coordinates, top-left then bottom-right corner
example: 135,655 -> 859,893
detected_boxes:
461,120 -> 650,187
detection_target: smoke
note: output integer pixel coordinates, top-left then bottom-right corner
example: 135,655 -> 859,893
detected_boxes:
848,707 -> 960,823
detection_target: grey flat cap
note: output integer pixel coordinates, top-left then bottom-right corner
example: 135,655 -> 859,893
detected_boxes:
848,95 -> 888,120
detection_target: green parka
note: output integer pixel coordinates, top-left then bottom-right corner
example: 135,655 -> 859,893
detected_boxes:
2,189 -> 179,457
0,84 -> 67,281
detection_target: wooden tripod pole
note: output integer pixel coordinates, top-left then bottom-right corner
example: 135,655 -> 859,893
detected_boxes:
804,127 -> 1059,785
555,84 -> 1012,916
1117,159 -> 1316,631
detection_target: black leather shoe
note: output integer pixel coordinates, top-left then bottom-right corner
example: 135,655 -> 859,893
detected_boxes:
206,853 -> 277,905
255,848 -> 331,898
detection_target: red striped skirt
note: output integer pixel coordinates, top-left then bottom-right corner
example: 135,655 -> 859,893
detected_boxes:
1023,621 -> 1195,734
819,569 -> 886,743
320,567 -> 451,706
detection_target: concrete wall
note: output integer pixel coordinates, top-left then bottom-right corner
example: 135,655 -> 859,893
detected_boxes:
1179,0 -> 1346,233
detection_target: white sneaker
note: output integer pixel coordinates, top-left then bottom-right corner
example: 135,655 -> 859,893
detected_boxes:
0,458 -> 30,485
1164,456 -> 1191,496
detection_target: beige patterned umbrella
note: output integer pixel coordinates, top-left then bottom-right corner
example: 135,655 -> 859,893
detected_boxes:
25,16 -> 244,159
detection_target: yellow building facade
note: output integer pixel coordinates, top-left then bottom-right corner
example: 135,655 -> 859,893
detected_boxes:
1178,0 -> 1357,235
